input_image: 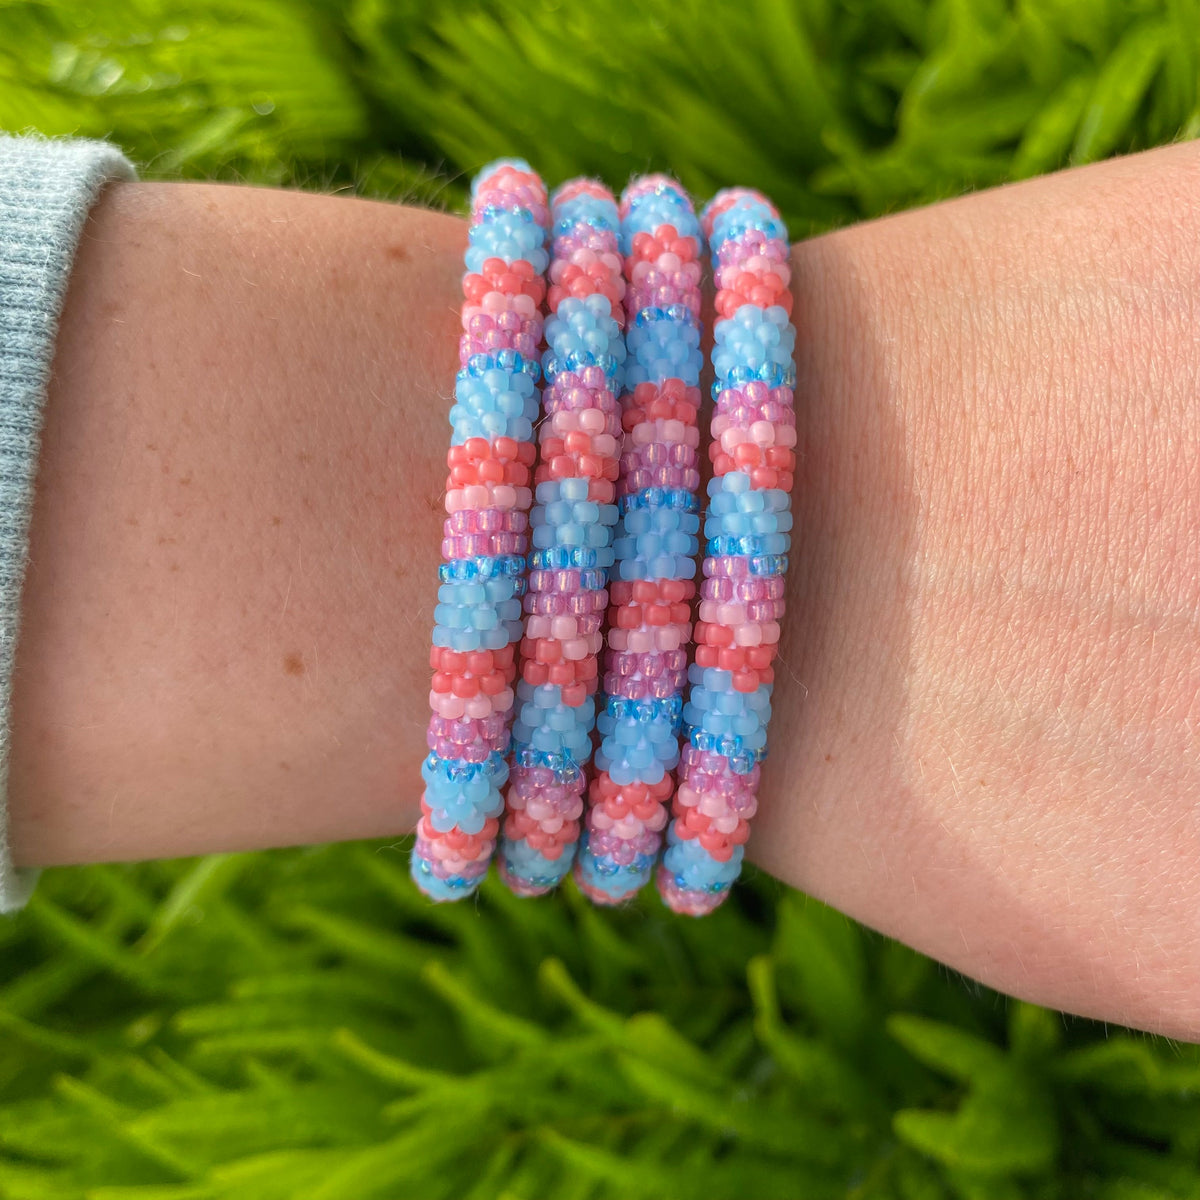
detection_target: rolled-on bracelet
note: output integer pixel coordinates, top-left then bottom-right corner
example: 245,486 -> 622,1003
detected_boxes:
498,179 -> 626,896
574,175 -> 704,904
411,159 -> 550,902
657,187 -> 797,916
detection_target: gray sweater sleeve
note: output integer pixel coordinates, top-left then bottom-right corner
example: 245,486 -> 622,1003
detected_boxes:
0,133 -> 138,912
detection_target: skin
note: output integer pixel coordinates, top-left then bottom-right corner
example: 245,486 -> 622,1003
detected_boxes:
7,141 -> 1200,1039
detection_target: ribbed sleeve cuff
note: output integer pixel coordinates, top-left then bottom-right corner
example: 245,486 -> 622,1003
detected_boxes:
0,134 -> 138,912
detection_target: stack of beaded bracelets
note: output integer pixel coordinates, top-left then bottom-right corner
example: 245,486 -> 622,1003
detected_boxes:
415,162 -> 796,915
657,187 -> 796,915
411,160 -> 549,902
574,176 -> 704,904
497,180 -> 626,896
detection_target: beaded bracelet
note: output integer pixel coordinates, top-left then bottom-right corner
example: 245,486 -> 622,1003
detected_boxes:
497,179 -> 627,896
656,187 -> 796,916
411,159 -> 550,902
574,176 -> 704,904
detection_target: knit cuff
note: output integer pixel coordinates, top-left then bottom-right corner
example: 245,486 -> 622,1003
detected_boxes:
0,133 -> 138,912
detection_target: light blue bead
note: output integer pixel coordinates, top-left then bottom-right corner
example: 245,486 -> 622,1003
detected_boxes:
712,470 -> 750,496
464,208 -> 549,275
705,193 -> 788,251
619,183 -> 702,251
663,831 -> 744,889
439,554 -> 525,584
501,838 -> 575,888
575,843 -> 652,898
410,854 -> 484,901
554,192 -> 619,236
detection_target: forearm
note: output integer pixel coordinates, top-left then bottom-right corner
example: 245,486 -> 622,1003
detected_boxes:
7,180 -> 457,863
7,149 -> 1200,1039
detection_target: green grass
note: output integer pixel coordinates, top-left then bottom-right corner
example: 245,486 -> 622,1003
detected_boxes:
2,0 -> 1200,1196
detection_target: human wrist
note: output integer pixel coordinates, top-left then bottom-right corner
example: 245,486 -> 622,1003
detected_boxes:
755,141 -> 1200,1038
743,212 -> 916,898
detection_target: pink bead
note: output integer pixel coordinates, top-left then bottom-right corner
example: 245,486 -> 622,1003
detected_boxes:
716,232 -> 788,270
655,627 -> 682,652
463,292 -> 538,324
445,486 -> 529,515
459,323 -> 540,365
703,555 -> 754,579
441,531 -> 526,559
443,509 -> 526,536
429,687 -> 514,721
430,691 -> 464,719
733,623 -> 762,647
698,598 -> 785,626
430,735 -> 491,761
561,636 -> 589,660
552,227 -> 619,257
525,589 -> 607,616
604,669 -> 686,700
700,575 -> 784,603
656,869 -> 723,916
414,836 -> 492,880
543,384 -> 621,420
526,795 -> 584,822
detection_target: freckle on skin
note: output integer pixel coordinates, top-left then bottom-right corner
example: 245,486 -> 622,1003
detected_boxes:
384,244 -> 409,262
283,652 -> 305,677
271,516 -> 281,526
179,474 -> 192,486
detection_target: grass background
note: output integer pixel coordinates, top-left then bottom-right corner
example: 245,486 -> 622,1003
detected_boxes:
2,0 -> 1200,1196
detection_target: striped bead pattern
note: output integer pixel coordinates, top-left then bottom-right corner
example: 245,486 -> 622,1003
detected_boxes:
656,187 -> 797,916
574,176 -> 704,904
498,179 -> 627,896
411,159 -> 550,902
